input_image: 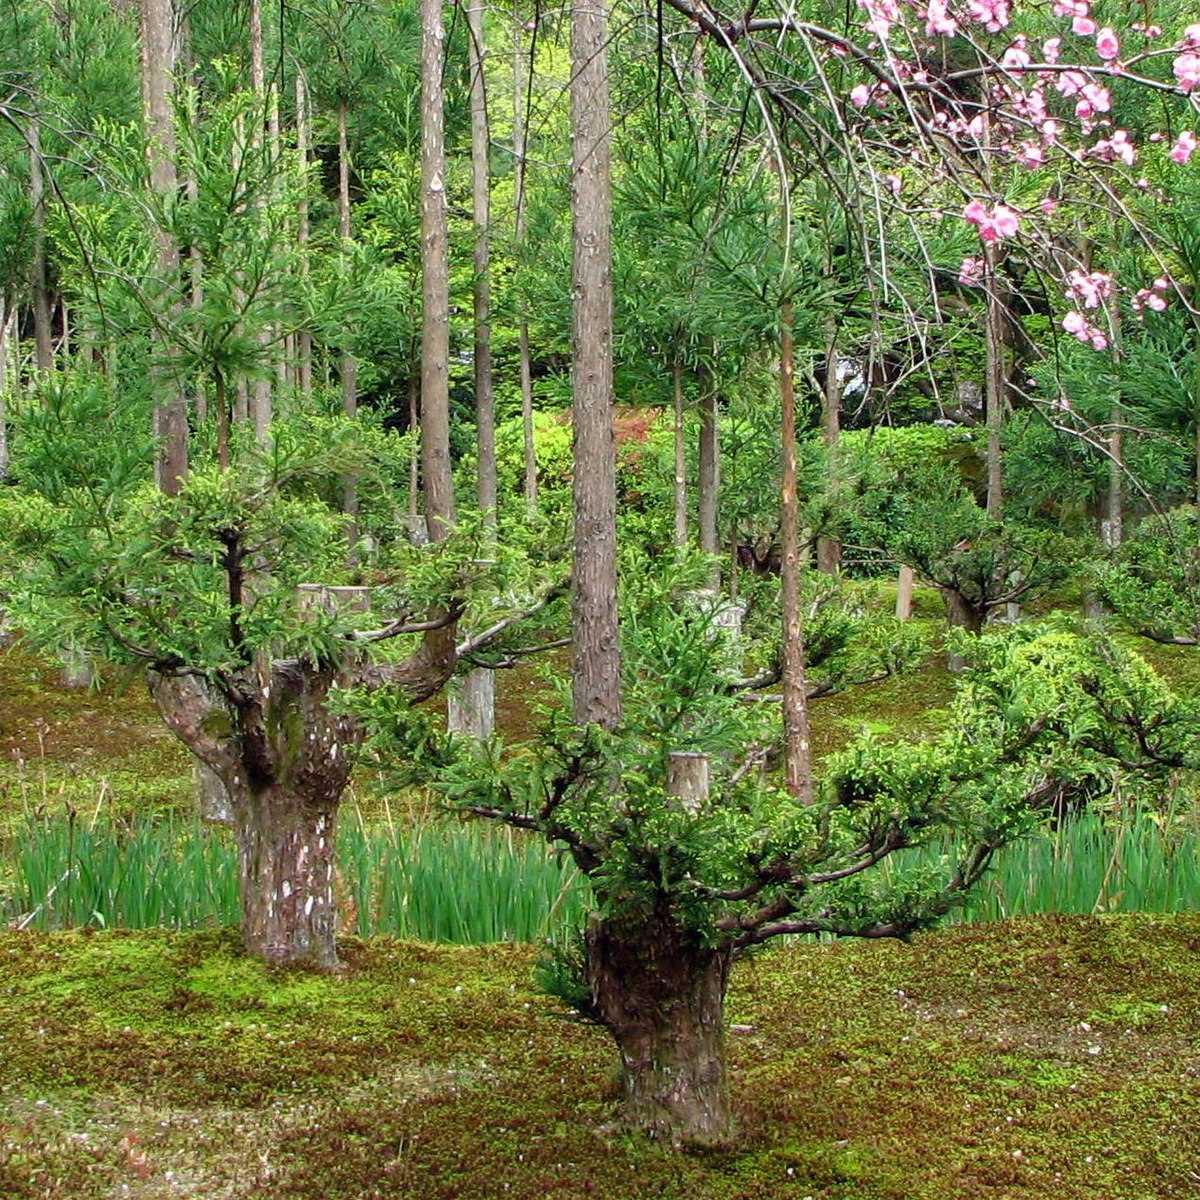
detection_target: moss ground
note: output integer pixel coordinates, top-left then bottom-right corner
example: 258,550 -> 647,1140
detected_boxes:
0,915 -> 1197,1199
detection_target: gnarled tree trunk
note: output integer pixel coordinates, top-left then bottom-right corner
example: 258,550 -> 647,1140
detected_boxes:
942,588 -> 984,672
234,782 -> 339,969
587,912 -> 733,1147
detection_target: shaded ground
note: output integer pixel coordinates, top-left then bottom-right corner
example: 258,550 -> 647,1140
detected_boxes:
0,915 -> 1197,1199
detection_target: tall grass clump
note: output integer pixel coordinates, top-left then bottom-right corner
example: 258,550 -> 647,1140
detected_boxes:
2,806 -> 1194,940
0,810 -> 589,943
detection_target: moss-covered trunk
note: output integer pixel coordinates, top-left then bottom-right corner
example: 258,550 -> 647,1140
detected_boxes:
234,783 -> 340,969
586,913 -> 733,1147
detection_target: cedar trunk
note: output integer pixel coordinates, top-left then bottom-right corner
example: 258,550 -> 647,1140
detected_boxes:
587,914 -> 733,1147
569,0 -> 621,729
235,783 -> 339,969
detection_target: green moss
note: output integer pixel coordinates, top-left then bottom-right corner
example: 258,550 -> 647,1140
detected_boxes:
0,916 -> 1197,1199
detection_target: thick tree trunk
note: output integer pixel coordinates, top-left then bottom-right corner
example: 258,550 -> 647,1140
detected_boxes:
28,115 -> 53,374
697,370 -> 720,583
139,0 -> 189,495
234,783 -> 339,969
672,356 -> 688,548
513,11 -> 538,512
779,301 -> 813,803
587,913 -> 733,1147
295,72 -> 313,399
569,0 -> 621,729
942,588 -> 984,672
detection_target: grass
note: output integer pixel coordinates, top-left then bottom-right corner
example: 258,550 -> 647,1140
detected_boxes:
0,812 -> 589,944
0,915 -> 1197,1198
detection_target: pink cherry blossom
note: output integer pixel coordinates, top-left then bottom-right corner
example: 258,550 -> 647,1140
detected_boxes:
991,204 -> 1020,238
925,0 -> 957,36
967,0 -> 1010,33
1095,28 -> 1119,60
1171,131 -> 1197,164
1175,52 -> 1200,92
1003,43 -> 1031,70
1072,15 -> 1096,36
1042,37 -> 1062,63
958,256 -> 984,286
850,84 -> 871,108
1016,142 -> 1044,168
1040,196 -> 1059,214
1066,269 -> 1113,309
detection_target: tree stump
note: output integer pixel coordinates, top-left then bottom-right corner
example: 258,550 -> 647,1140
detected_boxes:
667,751 -> 710,815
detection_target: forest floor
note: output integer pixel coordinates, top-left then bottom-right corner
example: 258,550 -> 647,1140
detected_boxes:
1,916 -> 1197,1199
2,589 -> 1199,1197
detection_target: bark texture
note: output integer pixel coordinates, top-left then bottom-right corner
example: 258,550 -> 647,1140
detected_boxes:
139,0 -> 189,495
28,115 -> 53,373
569,0 -> 621,729
697,369 -> 720,583
779,301 -> 813,803
513,12 -> 538,511
672,357 -> 688,548
420,0 -> 456,543
587,912 -> 733,1147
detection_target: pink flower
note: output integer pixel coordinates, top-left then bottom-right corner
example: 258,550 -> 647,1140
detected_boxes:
1062,311 -> 1087,335
1042,37 -> 1062,62
1056,70 -> 1087,97
1003,44 -> 1032,70
1183,23 -> 1200,48
1082,83 -> 1111,112
1175,52 -> 1200,92
968,0 -> 1010,32
1016,142 -> 1044,168
925,0 -> 957,35
1095,27 -> 1119,60
1171,131 -> 1197,163
1066,269 -> 1113,309
1073,15 -> 1097,36
991,204 -> 1020,238
850,84 -> 871,108
1040,196 -> 1059,214
963,200 -> 990,227
958,256 -> 984,286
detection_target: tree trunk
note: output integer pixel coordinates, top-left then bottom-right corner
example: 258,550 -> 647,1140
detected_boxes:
569,0 -> 621,729
942,588 -> 984,672
248,0 -> 272,444
295,72 -> 313,399
233,782 -> 339,969
0,302 -> 9,480
697,367 -> 720,586
513,11 -> 538,512
587,913 -> 732,1147
779,300 -> 813,803
447,669 -> 495,740
407,356 -> 421,533
28,114 -> 53,374
420,0 -> 457,545
983,244 -> 1005,518
816,316 -> 842,574
338,98 -> 360,553
139,0 -> 188,496
672,356 -> 688,549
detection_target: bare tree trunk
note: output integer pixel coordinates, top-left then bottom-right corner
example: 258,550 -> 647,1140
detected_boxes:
0,302 -> 9,479
587,912 -> 732,1147
247,0 -> 272,444
407,356 -> 421,534
697,368 -> 720,585
672,356 -> 688,548
943,588 -> 984,672
420,0 -> 456,544
513,9 -> 538,512
28,115 -> 53,374
779,300 -> 813,803
983,244 -> 1005,518
451,0 -> 498,741
569,0 -> 621,729
338,98 -> 360,552
816,315 -> 842,574
295,72 -> 313,399
139,0 -> 189,496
